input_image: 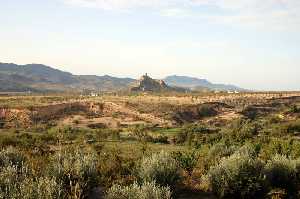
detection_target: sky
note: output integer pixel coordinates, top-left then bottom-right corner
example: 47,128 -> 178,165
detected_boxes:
0,0 -> 300,91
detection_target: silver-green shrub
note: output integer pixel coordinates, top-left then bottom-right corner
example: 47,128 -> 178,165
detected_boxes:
106,181 -> 171,199
264,154 -> 297,194
0,163 -> 60,199
205,142 -> 237,168
0,147 -> 29,198
0,146 -> 26,168
208,146 -> 265,198
0,164 -> 22,198
48,147 -> 98,197
138,151 -> 181,187
19,177 -> 62,199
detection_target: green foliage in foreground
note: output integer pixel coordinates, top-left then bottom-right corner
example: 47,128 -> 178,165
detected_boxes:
0,148 -> 61,199
207,144 -> 300,198
0,146 -> 99,199
106,181 -> 171,199
208,145 -> 265,198
1,106 -> 300,199
138,151 -> 181,188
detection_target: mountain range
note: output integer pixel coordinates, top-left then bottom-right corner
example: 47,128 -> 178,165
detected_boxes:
164,75 -> 244,91
0,62 -> 245,92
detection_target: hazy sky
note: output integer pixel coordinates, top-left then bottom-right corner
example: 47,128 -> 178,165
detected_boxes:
1,0 -> 300,91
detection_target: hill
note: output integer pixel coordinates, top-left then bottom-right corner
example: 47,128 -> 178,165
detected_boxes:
0,63 -> 135,92
0,62 -> 245,93
130,74 -> 186,92
164,75 -> 245,91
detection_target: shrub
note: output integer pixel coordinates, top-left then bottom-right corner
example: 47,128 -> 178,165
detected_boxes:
18,177 -> 62,199
275,120 -> 300,135
227,119 -> 261,142
259,138 -> 297,160
175,131 -> 189,144
0,147 -> 26,168
208,146 -> 265,198
175,124 -> 213,145
290,105 -> 299,113
264,154 -> 297,195
183,124 -> 212,134
173,150 -> 199,176
48,147 -> 98,197
285,120 -> 300,134
152,135 -> 169,144
0,135 -> 21,147
129,124 -> 149,141
138,151 -> 181,187
267,188 -> 287,199
39,133 -> 59,144
111,130 -> 121,141
0,160 -> 60,199
205,142 -> 236,169
98,149 -> 136,187
0,164 -> 24,198
106,181 -> 171,199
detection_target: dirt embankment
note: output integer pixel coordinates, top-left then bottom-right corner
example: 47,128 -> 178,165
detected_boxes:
0,102 -> 104,128
240,96 -> 300,119
172,102 -> 233,124
102,102 -> 172,126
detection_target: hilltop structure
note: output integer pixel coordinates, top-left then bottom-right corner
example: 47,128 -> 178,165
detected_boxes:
130,74 -> 173,92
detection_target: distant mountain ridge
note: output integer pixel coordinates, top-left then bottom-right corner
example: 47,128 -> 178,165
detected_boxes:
0,63 -> 135,92
0,62 -> 245,92
164,75 -> 245,91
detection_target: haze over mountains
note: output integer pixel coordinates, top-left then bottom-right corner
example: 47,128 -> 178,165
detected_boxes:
164,75 -> 244,92
0,62 -> 245,92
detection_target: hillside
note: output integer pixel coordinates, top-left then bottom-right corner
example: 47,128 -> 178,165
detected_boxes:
0,63 -> 135,92
164,75 -> 245,91
0,62 -> 244,93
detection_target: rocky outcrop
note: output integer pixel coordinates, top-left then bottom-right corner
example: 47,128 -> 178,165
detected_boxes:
130,74 -> 183,92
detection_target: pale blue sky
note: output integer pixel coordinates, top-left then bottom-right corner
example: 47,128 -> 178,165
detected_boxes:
0,0 -> 300,90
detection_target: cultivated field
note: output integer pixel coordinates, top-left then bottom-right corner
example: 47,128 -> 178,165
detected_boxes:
1,92 -> 300,199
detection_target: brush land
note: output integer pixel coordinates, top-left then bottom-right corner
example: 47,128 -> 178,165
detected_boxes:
1,92 -> 300,199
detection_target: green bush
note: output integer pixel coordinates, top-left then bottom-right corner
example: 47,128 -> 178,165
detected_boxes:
129,124 -> 150,141
0,135 -> 21,147
264,154 -> 297,195
106,181 -> 171,199
205,142 -> 236,169
48,147 -> 98,197
173,150 -> 199,176
0,164 -> 25,198
226,119 -> 261,142
175,124 -> 214,145
152,135 -> 169,144
285,120 -> 300,134
174,131 -> 189,144
208,146 -> 265,198
0,154 -> 60,199
0,147 -> 26,168
98,148 -> 136,187
290,105 -> 299,113
138,151 -> 181,187
17,176 -> 62,199
39,133 -> 59,144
